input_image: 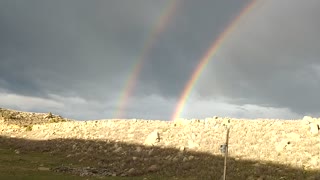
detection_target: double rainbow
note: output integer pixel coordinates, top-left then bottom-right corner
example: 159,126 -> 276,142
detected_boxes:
114,0 -> 180,118
171,0 -> 257,121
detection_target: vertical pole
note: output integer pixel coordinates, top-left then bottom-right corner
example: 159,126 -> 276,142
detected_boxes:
223,127 -> 230,180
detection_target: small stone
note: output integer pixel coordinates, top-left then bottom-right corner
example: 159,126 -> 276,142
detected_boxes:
183,157 -> 188,162
14,149 -> 20,154
66,154 -> 72,158
179,146 -> 185,151
172,157 -> 179,162
72,144 -> 77,150
127,168 -> 135,175
148,149 -> 153,156
38,167 -> 50,171
188,156 -> 194,160
136,147 -> 142,153
253,163 -> 261,167
113,147 -> 122,153
132,157 -> 138,161
147,165 -> 158,172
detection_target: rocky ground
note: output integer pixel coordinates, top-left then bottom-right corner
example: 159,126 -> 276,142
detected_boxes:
0,108 -> 320,179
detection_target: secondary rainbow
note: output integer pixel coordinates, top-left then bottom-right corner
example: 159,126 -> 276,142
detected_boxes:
114,0 -> 180,118
171,0 -> 257,121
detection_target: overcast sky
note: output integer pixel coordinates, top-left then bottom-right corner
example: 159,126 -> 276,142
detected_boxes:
1,0 -> 319,120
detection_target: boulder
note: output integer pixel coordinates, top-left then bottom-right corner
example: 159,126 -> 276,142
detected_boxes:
144,131 -> 160,146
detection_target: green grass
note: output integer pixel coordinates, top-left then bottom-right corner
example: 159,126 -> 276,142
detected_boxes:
0,147 -> 160,180
1,136 -> 319,180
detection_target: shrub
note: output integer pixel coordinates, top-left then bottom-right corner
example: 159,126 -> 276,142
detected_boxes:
25,125 -> 33,131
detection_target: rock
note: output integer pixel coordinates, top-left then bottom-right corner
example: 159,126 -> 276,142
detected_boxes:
172,157 -> 179,162
38,167 -> 50,171
183,157 -> 188,162
127,168 -> 135,175
147,165 -> 158,172
179,146 -> 185,152
148,149 -> 154,156
188,140 -> 199,149
309,123 -> 319,135
14,149 -> 20,154
132,157 -> 138,161
72,144 -> 77,150
253,163 -> 261,167
303,116 -> 314,124
66,154 -> 72,158
144,131 -> 160,146
136,147 -> 142,153
188,156 -> 194,160
113,147 -> 122,153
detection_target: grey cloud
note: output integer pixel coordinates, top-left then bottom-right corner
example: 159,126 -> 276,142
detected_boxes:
197,0 -> 320,116
3,0 -> 307,120
0,0 -> 168,100
137,0 -> 251,97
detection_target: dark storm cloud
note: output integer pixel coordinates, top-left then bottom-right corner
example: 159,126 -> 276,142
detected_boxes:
137,0 -> 251,97
197,0 -> 320,117
0,0 -> 171,100
3,0 -> 298,120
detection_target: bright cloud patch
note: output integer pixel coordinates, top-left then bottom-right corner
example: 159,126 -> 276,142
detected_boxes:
182,96 -> 301,120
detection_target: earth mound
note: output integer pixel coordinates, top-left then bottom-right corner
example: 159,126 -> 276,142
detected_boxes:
0,108 -> 72,126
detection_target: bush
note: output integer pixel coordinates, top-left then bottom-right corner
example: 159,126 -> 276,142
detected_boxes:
25,125 -> 33,131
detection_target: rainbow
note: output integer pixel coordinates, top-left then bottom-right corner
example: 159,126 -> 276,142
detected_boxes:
171,0 -> 257,121
114,0 -> 180,119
